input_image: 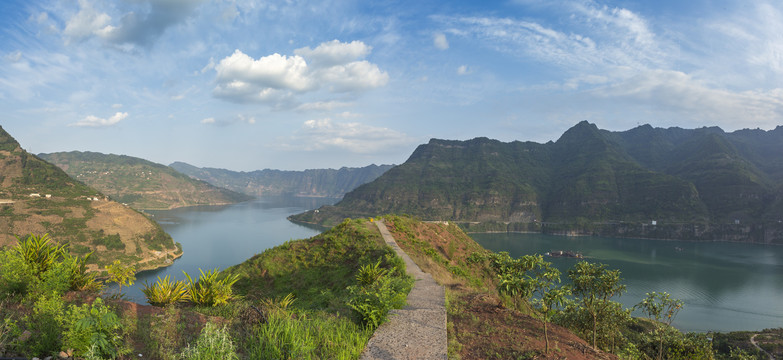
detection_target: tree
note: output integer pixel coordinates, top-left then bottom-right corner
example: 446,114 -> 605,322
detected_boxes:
106,260 -> 135,295
635,291 -> 684,360
527,259 -> 570,354
568,261 -> 626,349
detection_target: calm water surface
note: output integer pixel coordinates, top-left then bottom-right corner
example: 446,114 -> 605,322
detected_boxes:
472,232 -> 783,332
121,196 -> 333,303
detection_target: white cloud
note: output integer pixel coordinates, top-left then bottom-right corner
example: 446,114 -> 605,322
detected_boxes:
212,40 -> 388,106
290,118 -> 414,153
294,40 -> 371,67
215,50 -> 313,92
586,70 -> 783,128
296,101 -> 353,112
63,0 -> 112,43
111,103 -> 123,108
63,0 -> 205,48
433,32 -> 449,50
457,65 -> 469,75
200,114 -> 257,126
69,112 -> 128,127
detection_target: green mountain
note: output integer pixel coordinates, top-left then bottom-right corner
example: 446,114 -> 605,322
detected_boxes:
0,126 -> 180,271
292,121 -> 783,243
38,152 -> 252,210
170,161 -> 394,198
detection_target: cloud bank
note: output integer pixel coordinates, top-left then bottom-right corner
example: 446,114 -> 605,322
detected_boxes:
212,40 -> 388,107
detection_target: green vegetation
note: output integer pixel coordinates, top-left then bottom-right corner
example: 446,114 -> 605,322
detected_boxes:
141,275 -> 190,306
39,151 -> 252,210
1,222 -> 412,359
293,122 -> 783,243
106,260 -> 136,294
171,161 -> 394,198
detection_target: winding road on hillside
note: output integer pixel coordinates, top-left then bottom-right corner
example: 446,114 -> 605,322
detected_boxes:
360,220 -> 448,360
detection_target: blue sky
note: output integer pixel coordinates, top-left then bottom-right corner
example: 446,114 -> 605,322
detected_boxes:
1,0 -> 782,171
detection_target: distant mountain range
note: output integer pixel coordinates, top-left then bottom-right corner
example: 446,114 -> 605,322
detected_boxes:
170,162 -> 394,198
292,121 -> 783,243
39,152 -> 251,210
0,126 -> 180,271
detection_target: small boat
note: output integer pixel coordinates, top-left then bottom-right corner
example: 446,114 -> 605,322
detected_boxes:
545,250 -> 583,258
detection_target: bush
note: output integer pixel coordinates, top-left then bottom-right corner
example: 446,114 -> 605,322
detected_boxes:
0,250 -> 37,300
180,322 -> 239,360
14,233 -> 66,278
63,298 -> 127,359
23,292 -> 65,357
184,269 -> 239,307
141,276 -> 189,306
347,274 -> 411,330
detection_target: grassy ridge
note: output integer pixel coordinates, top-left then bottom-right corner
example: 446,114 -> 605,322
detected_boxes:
38,151 -> 251,210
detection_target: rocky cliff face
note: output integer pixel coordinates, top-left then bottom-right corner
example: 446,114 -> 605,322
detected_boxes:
292,122 -> 783,243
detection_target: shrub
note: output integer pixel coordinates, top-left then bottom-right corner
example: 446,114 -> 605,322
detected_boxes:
347,274 -> 411,330
63,297 -> 127,359
14,233 -> 66,278
141,276 -> 189,306
180,322 -> 239,360
23,292 -> 65,357
0,250 -> 38,300
184,269 -> 239,307
63,252 -> 101,292
355,261 -> 388,287
106,260 -> 135,294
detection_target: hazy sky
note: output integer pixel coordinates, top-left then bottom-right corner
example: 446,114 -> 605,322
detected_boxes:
2,0 -> 782,171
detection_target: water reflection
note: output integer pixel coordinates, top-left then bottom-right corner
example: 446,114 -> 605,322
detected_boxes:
472,232 -> 783,332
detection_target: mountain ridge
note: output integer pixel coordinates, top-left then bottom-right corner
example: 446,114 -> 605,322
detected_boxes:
0,126 -> 180,271
291,122 -> 783,243
38,151 -> 252,210
170,161 -> 394,198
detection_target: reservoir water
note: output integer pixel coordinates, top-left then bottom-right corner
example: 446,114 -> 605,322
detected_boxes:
123,197 -> 783,332
472,232 -> 783,333
121,196 -> 333,303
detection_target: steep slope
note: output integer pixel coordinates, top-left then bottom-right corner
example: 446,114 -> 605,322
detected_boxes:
309,137 -> 550,224
0,126 -> 180,271
39,151 -> 251,210
292,121 -> 783,242
170,161 -> 394,198
545,121 -> 707,223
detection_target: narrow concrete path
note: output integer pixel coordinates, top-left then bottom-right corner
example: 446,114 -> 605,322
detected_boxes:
751,334 -> 775,360
360,221 -> 448,360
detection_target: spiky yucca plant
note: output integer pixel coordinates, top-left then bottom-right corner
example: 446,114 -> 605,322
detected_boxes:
14,233 -> 66,278
184,268 -> 240,307
141,275 -> 189,306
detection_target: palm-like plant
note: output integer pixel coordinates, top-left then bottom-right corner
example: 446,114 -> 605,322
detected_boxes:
184,269 -> 240,307
14,233 -> 66,278
141,275 -> 189,306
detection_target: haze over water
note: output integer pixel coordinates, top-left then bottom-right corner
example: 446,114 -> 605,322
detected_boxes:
472,232 -> 783,333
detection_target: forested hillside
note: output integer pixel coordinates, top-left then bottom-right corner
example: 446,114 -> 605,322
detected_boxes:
39,151 -> 251,210
292,121 -> 783,243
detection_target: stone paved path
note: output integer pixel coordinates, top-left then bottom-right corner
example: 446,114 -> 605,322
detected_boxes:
360,221 -> 448,360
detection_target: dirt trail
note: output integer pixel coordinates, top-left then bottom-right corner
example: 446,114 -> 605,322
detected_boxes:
360,220 -> 448,360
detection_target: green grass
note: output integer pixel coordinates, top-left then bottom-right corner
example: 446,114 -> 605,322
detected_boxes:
226,218 -> 413,358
